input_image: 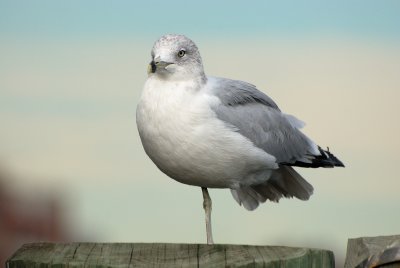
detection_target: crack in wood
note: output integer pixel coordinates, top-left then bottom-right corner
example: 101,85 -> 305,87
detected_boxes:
196,244 -> 200,268
128,244 -> 134,267
72,243 -> 80,259
224,247 -> 227,267
83,243 -> 96,266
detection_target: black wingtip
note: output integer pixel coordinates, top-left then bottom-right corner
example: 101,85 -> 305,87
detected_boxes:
322,147 -> 345,167
286,146 -> 345,168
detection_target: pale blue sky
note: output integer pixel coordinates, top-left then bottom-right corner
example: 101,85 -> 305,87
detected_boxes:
0,0 -> 399,39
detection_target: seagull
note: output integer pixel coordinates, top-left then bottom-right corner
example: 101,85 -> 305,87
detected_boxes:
136,34 -> 344,245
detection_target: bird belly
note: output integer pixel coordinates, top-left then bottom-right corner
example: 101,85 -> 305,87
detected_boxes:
136,79 -> 277,188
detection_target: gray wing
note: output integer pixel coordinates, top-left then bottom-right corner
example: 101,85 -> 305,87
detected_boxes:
209,76 -> 319,164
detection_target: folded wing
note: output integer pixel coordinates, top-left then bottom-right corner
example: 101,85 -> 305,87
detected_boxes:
209,76 -> 326,166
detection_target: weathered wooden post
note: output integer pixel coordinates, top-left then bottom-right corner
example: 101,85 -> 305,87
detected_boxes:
6,242 -> 335,267
344,235 -> 400,268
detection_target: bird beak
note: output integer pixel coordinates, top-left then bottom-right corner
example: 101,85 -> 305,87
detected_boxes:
147,59 -> 173,74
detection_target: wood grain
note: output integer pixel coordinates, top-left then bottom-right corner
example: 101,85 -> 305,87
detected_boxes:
6,243 -> 334,268
344,235 -> 400,268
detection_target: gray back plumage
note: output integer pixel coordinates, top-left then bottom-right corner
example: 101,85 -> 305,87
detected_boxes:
211,77 -> 280,110
208,76 -> 317,164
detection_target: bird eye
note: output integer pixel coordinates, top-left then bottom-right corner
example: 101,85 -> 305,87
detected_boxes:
178,49 -> 186,58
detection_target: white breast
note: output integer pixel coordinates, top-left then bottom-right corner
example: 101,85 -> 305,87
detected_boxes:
136,76 -> 277,188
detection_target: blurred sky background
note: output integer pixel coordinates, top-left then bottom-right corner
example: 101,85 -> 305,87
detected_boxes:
1,0 -> 399,266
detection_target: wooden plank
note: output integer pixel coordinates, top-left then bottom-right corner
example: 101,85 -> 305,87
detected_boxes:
344,235 -> 400,268
6,243 -> 335,268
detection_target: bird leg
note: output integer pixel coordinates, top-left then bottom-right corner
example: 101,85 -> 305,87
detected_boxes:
201,187 -> 214,244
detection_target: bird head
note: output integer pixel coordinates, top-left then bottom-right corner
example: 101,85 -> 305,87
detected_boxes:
148,34 -> 206,82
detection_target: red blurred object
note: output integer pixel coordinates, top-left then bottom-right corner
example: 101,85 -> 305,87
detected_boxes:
0,174 -> 68,265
